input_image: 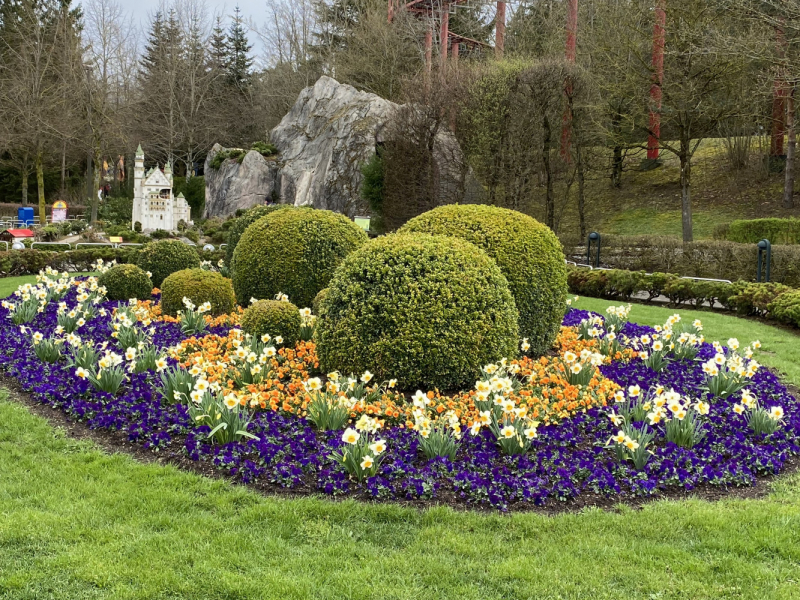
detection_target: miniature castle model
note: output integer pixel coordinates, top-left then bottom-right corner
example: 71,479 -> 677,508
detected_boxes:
132,144 -> 192,232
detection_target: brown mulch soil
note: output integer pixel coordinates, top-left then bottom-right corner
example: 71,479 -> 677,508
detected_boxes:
4,377 -> 798,516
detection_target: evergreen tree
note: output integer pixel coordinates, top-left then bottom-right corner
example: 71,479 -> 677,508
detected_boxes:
226,6 -> 252,89
209,15 -> 228,72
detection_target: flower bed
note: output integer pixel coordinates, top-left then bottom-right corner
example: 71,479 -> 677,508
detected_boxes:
1,270 -> 799,511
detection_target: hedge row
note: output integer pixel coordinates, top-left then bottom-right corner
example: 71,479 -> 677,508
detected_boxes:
0,246 -> 224,278
567,266 -> 800,329
563,235 -> 800,287
715,218 -> 800,245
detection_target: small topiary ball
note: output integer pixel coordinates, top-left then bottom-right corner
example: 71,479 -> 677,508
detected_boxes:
315,233 -> 519,391
137,239 -> 201,288
241,300 -> 302,344
160,268 -> 236,317
312,288 -> 329,317
231,208 -> 368,308
98,264 -> 153,302
224,204 -> 293,270
400,204 -> 567,356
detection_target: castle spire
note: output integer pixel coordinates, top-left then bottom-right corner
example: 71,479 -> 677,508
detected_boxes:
135,143 -> 144,158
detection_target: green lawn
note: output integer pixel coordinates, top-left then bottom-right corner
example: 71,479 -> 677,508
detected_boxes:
0,272 -> 96,298
2,299 -> 800,598
572,297 -> 800,387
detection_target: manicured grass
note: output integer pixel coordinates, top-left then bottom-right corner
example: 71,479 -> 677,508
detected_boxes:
0,272 -> 96,298
574,296 -> 800,387
1,396 -> 800,599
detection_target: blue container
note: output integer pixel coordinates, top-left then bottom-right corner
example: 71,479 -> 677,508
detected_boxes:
17,207 -> 34,226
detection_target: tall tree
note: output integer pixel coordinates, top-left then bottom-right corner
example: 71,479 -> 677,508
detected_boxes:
226,5 -> 253,90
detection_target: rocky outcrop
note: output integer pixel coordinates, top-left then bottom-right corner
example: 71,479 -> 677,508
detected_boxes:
204,76 -> 469,219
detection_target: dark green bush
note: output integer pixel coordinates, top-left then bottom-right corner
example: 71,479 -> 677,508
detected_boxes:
224,205 -> 293,268
98,264 -> 153,302
160,268 -> 235,316
137,239 -> 201,287
232,208 -> 368,308
241,300 -> 301,344
315,233 -> 519,391
725,218 -> 800,244
312,288 -> 329,317
400,204 -> 566,356
173,176 -> 205,218
98,196 -> 133,225
768,291 -> 800,326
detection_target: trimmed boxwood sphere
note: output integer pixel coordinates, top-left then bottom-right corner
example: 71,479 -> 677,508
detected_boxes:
224,204 -> 293,270
241,300 -> 301,344
315,233 -> 519,391
231,208 -> 368,308
137,239 -> 201,287
400,204 -> 567,356
312,288 -> 329,317
98,264 -> 153,302
160,268 -> 236,317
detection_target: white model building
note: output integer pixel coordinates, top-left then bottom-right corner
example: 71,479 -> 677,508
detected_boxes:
132,144 -> 192,231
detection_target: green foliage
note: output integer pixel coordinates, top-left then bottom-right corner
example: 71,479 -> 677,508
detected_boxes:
209,143 -> 278,170
400,204 -> 567,356
232,208 -> 368,308
241,300 -> 301,344
724,218 -> 800,245
768,291 -> 800,328
136,240 -> 201,287
360,150 -> 385,234
316,233 -> 519,390
251,141 -> 277,157
98,264 -> 153,302
172,177 -> 206,218
312,288 -> 329,317
98,196 -> 133,225
102,223 -> 148,243
160,268 -> 235,317
224,204 -> 293,268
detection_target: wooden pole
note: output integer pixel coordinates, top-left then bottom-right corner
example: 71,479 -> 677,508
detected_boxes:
495,2 -> 506,59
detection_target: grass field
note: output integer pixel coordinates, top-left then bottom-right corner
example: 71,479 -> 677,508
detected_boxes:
1,301 -> 800,599
0,272 -> 96,298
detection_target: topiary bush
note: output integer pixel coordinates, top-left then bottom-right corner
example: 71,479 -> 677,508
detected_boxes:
232,208 -> 368,308
241,300 -> 301,344
160,268 -> 236,317
137,239 -> 201,287
98,264 -> 153,302
224,204 -> 293,269
312,288 -> 330,317
400,204 -> 567,356
315,233 -> 519,391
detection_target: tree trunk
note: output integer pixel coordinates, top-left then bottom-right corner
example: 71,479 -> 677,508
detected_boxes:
36,150 -> 46,225
543,115 -> 555,230
784,85 -> 796,209
61,139 -> 67,197
21,169 -> 28,206
576,142 -> 587,240
680,137 -> 693,243
91,147 -> 102,225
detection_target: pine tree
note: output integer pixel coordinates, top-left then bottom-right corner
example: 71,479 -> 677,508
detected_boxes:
209,15 -> 228,72
226,6 -> 252,90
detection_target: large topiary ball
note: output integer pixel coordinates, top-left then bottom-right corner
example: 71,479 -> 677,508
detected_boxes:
241,300 -> 301,344
400,205 -> 567,356
224,204 -> 293,270
160,268 -> 236,317
98,264 -> 153,302
137,239 -> 201,287
231,208 -> 368,308
315,234 -> 519,390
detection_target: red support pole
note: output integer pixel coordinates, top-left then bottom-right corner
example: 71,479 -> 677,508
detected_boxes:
425,26 -> 433,75
565,0 -> 578,63
495,2 -> 506,59
771,24 -> 788,157
440,6 -> 449,65
451,41 -> 459,62
648,0 -> 666,161
388,0 -> 394,23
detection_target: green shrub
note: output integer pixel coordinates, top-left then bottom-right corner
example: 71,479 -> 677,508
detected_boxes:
224,204 -> 293,268
98,264 -> 153,302
98,196 -> 133,225
241,300 -> 301,344
768,291 -> 800,326
137,239 -> 201,287
160,268 -> 235,317
315,233 -> 519,391
312,288 -> 329,317
173,176 -> 205,219
232,208 -> 368,308
725,218 -> 800,244
400,204 -> 566,356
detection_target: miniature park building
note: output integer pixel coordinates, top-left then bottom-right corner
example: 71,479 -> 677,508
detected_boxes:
132,144 -> 192,232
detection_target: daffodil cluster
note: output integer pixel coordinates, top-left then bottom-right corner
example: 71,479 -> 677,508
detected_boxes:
734,389 -> 785,436
332,415 -> 387,480
702,338 -> 760,399
411,390 -> 462,460
562,349 -> 604,386
187,389 -> 258,445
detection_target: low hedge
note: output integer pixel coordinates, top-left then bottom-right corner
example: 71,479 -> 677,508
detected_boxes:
241,300 -> 301,344
567,265 -> 800,325
98,264 -> 153,302
563,235 -> 800,287
160,269 -> 236,317
718,218 -> 800,245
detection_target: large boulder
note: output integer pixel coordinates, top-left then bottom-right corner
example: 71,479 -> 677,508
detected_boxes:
204,76 -> 469,219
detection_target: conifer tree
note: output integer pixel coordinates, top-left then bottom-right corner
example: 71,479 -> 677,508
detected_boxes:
226,6 -> 253,90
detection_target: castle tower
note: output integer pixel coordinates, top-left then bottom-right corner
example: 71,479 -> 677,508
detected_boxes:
132,144 -> 145,229
164,160 -> 173,186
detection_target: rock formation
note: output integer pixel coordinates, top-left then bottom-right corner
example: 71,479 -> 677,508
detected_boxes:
204,76 -> 469,219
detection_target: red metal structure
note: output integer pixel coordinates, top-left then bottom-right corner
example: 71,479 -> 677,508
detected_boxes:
648,0 -> 666,161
